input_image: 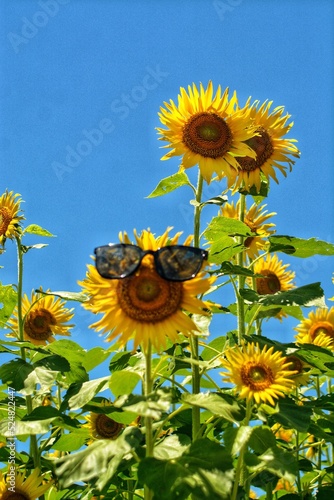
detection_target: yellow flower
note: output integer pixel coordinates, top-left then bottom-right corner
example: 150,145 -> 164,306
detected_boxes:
252,253 -> 295,295
157,81 -> 258,184
0,468 -> 51,499
8,289 -> 74,345
284,354 -> 311,387
273,478 -> 296,493
295,307 -> 334,351
220,342 -> 296,405
220,200 -> 276,260
79,228 -> 215,351
271,423 -> 294,443
0,190 -> 24,245
232,99 -> 300,192
305,435 -> 318,460
83,401 -> 124,442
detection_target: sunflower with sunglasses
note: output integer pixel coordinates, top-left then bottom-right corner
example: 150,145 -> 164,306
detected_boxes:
79,228 -> 215,351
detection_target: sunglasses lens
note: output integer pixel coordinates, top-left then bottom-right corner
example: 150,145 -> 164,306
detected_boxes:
95,245 -> 142,279
157,246 -> 207,281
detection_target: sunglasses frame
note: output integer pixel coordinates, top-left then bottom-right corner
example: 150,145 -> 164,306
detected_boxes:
94,243 -> 208,282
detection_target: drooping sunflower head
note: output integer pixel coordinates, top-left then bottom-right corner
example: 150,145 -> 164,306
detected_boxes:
8,289 -> 74,345
295,307 -> 334,351
220,200 -> 276,260
79,228 -> 215,352
0,190 -> 24,245
0,468 -> 51,500
252,253 -> 295,295
231,99 -> 300,193
83,400 -> 124,442
220,342 -> 296,406
284,354 -> 311,387
157,81 -> 259,184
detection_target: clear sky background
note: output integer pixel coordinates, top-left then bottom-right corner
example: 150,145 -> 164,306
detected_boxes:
1,0 -> 334,356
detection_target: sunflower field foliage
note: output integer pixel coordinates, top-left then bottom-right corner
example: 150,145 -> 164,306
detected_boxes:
1,81 -> 334,500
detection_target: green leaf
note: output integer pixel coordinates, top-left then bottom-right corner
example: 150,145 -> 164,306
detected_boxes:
269,235 -> 334,258
0,359 -> 34,390
82,347 -> 111,372
0,416 -> 58,436
182,392 -> 245,423
53,432 -> 88,452
24,224 -> 55,237
201,336 -> 227,361
0,283 -> 17,327
109,370 -> 141,397
272,397 -> 312,432
46,340 -> 86,364
67,376 -> 110,410
154,434 -> 191,460
146,171 -> 191,198
240,282 -> 325,308
109,351 -> 133,372
54,427 -> 142,489
205,216 -> 254,238
248,446 -> 298,483
202,195 -> 228,206
219,261 -> 257,277
248,426 -> 277,454
114,389 -> 172,419
36,289 -> 87,302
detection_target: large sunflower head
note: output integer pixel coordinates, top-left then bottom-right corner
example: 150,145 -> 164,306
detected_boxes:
220,200 -> 276,260
220,342 -> 296,405
157,81 -> 259,184
0,190 -> 24,245
79,228 -> 215,352
295,307 -> 334,351
0,468 -> 51,499
8,289 -> 74,345
252,253 -> 295,295
231,99 -> 300,193
83,400 -> 124,443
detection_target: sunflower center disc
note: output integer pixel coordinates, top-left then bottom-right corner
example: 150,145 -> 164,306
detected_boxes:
256,271 -> 281,295
24,308 -> 56,340
238,127 -> 274,171
310,321 -> 334,341
95,414 -> 123,439
2,492 -> 30,500
242,362 -> 274,390
117,266 -> 183,322
183,112 -> 232,158
0,207 -> 11,236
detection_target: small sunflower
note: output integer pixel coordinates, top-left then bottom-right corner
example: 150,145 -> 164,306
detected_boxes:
284,354 -> 311,387
83,400 -> 124,442
252,253 -> 295,295
220,200 -> 276,260
295,307 -> 334,351
0,468 -> 51,499
271,423 -> 294,443
305,435 -> 318,460
220,342 -> 296,405
79,228 -> 215,351
157,81 -> 258,184
8,289 -> 74,345
232,99 -> 300,192
0,190 -> 24,245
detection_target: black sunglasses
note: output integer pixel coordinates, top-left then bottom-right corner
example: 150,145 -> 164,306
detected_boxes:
94,244 -> 208,282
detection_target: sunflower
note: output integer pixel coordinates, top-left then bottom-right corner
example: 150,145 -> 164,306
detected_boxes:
79,228 -> 215,351
83,400 -> 124,442
0,190 -> 24,245
284,354 -> 311,387
157,81 -> 259,184
220,200 -> 276,260
294,307 -> 334,351
0,468 -> 51,499
220,342 -> 296,405
271,423 -> 294,443
252,253 -> 295,295
8,289 -> 74,345
231,99 -> 300,192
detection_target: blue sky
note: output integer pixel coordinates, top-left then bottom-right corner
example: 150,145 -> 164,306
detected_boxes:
1,0 -> 333,353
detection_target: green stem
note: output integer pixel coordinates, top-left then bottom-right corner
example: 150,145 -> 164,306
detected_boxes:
144,341 -> 153,500
15,236 -> 40,469
236,194 -> 246,343
231,399 -> 253,500
191,171 -> 204,442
